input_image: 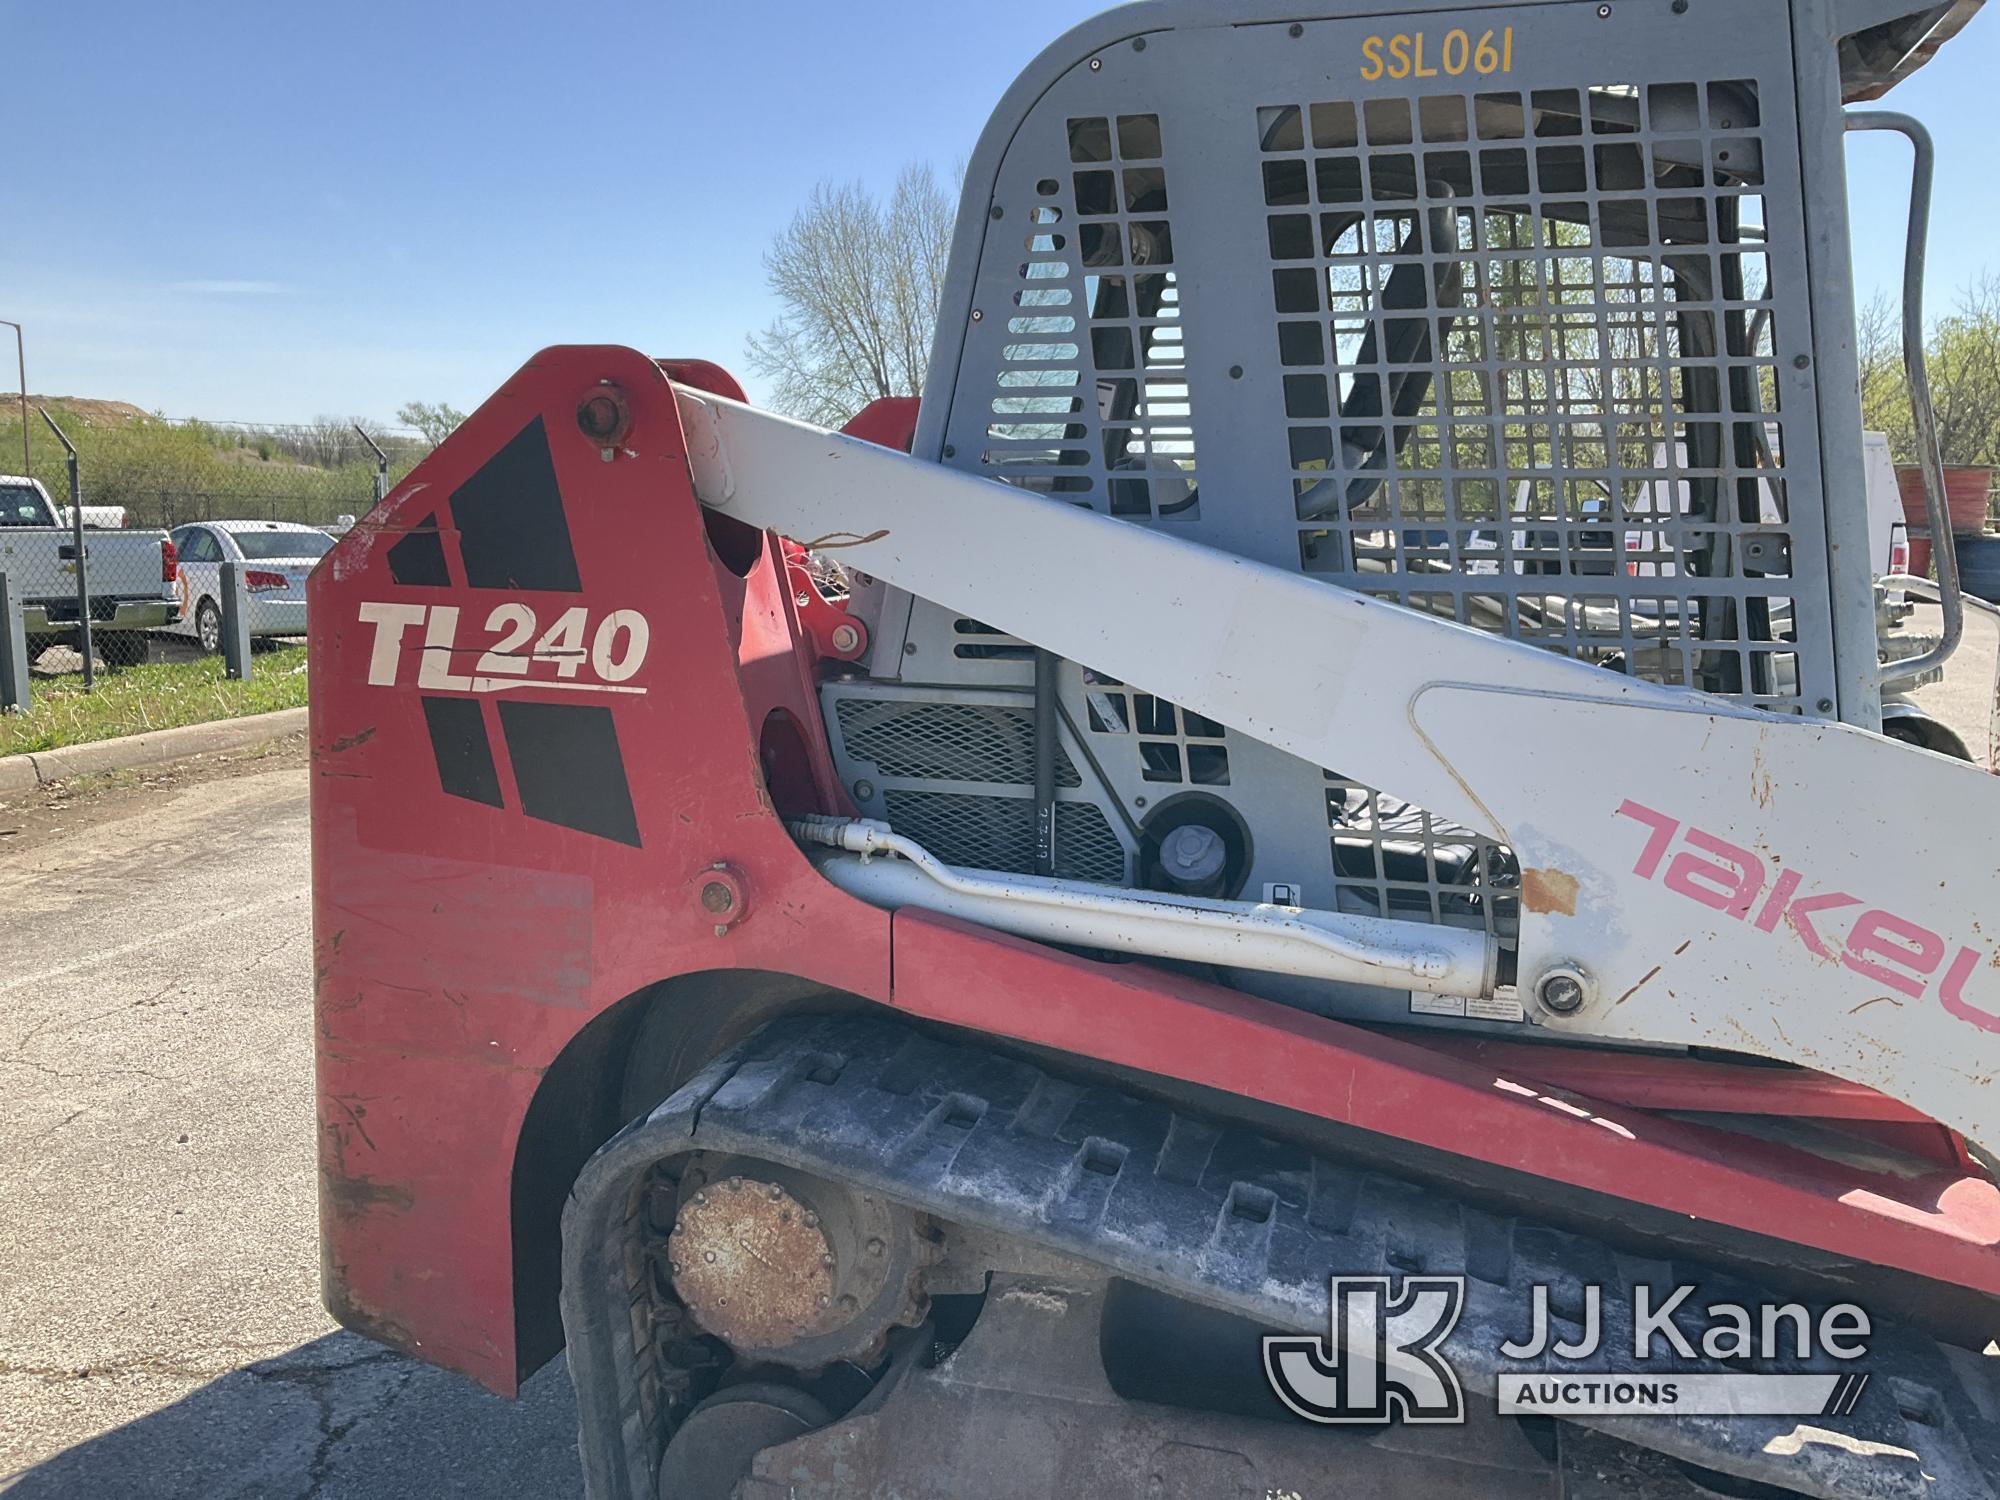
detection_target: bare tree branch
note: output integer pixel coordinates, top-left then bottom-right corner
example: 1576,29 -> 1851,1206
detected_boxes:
746,164 -> 956,426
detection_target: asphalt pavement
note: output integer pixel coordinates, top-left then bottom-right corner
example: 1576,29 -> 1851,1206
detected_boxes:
0,762 -> 581,1498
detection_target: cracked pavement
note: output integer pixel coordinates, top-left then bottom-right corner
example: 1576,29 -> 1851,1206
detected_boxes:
0,763 -> 580,1497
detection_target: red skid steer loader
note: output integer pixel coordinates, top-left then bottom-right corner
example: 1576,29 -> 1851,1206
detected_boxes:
310,1 -> 2000,1494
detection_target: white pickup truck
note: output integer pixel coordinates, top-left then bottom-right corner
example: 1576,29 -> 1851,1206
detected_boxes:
0,475 -> 181,668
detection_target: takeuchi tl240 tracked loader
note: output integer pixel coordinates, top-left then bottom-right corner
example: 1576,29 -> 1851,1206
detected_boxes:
310,1 -> 2000,1494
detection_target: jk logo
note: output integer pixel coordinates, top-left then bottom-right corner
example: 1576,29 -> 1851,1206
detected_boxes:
1264,1276 -> 1466,1424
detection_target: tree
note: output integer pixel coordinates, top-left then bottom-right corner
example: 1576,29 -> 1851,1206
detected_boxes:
1859,274 -> 2000,467
397,400 -> 467,448
744,163 -> 955,426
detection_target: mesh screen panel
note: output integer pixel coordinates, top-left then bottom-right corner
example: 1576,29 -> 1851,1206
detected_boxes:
836,698 -> 1083,787
1259,80 -> 1804,709
908,6 -> 1836,964
882,788 -> 1128,885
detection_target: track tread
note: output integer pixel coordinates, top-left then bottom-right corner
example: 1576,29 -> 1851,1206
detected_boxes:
563,1015 -> 2000,1500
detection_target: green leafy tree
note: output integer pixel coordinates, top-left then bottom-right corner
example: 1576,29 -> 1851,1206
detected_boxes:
396,401 -> 467,448
1859,274 -> 2000,467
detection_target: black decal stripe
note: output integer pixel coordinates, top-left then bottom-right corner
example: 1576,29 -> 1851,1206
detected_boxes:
497,700 -> 639,846
387,512 -> 450,587
423,695 -> 503,807
450,416 -> 581,592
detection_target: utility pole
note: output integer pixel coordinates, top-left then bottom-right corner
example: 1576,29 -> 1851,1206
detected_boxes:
352,422 -> 391,506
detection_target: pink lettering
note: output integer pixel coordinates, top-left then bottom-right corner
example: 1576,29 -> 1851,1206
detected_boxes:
1940,946 -> 2000,1033
1616,800 -> 1679,879
1841,911 -> 1944,999
1622,803 -> 1990,1037
1664,830 -> 1765,919
1752,869 -> 1802,934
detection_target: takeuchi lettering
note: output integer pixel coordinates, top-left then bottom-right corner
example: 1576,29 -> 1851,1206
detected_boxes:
1615,799 -> 1998,1033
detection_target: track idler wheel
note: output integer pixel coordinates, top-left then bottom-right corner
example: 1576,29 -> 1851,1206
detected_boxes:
665,1153 -> 935,1369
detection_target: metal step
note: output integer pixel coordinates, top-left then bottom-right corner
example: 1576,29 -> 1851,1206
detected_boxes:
563,1015 -> 2000,1500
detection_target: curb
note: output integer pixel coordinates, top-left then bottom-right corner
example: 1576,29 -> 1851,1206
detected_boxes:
0,707 -> 310,794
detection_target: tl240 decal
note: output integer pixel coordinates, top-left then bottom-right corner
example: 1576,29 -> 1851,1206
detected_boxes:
357,601 -> 650,695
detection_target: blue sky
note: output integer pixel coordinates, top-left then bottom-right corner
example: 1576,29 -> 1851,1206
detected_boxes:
3,1 -> 1993,426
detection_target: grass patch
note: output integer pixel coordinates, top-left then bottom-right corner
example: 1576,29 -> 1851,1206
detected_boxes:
0,646 -> 308,757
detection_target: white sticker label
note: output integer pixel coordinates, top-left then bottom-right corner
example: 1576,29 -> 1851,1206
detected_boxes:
1467,995 -> 1527,1024
1410,994 -> 1468,1018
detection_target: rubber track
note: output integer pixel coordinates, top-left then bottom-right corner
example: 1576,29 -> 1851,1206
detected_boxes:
562,1015 -> 2000,1500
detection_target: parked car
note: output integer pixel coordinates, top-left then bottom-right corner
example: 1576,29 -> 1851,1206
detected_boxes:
0,474 -> 180,668
163,521 -> 333,653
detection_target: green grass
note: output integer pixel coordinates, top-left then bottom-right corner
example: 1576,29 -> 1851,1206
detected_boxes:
0,646 -> 308,757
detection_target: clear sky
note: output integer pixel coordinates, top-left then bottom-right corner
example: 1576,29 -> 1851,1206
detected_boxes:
3,0 -> 1994,426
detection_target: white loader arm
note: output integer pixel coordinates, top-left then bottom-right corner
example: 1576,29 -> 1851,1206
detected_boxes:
677,388 -> 2000,1159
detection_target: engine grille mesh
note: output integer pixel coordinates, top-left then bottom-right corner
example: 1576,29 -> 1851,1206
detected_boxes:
837,698 -> 1082,787
882,789 -> 1127,886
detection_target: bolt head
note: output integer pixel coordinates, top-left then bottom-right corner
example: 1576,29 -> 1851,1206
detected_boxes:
830,621 -> 862,654
1537,969 -> 1589,1014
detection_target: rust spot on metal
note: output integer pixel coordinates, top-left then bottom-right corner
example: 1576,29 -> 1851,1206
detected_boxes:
1521,868 -> 1579,917
1613,964 -> 1663,1007
330,726 -> 378,753
668,1178 -> 834,1349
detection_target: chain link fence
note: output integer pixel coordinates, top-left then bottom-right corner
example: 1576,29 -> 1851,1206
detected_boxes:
0,409 -> 435,701
0,406 -> 431,533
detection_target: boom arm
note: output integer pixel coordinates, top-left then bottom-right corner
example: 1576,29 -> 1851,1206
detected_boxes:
678,385 -> 2000,1158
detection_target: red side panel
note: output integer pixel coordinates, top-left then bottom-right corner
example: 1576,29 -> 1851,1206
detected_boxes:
309,348 -> 888,1392
891,913 -> 2000,1291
